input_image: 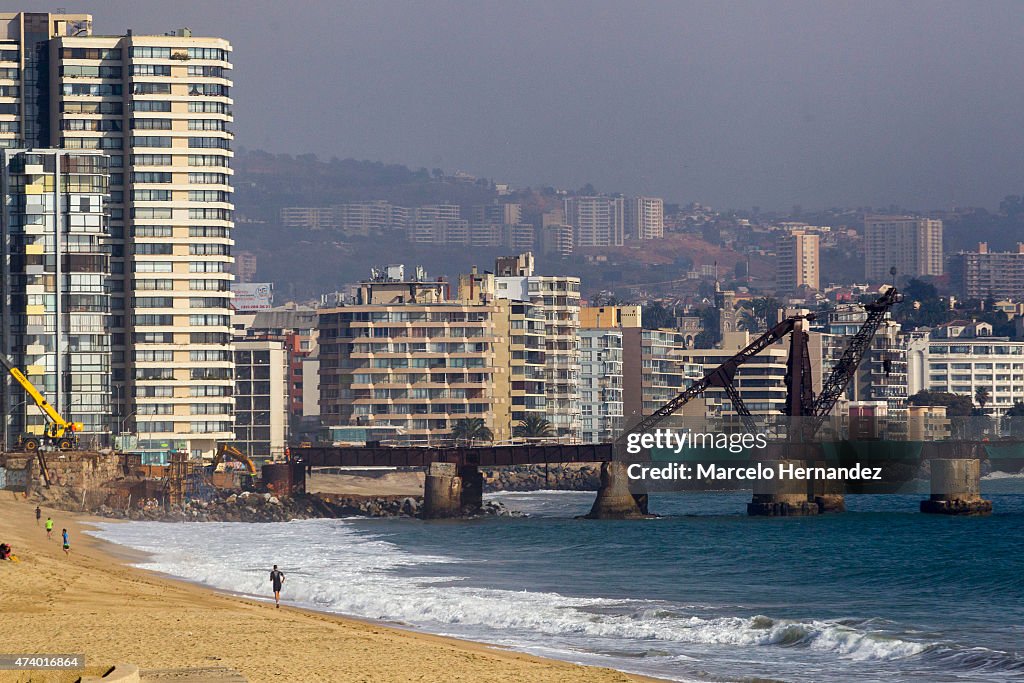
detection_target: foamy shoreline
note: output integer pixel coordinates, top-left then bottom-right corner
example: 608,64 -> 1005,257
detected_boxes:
0,495 -> 664,683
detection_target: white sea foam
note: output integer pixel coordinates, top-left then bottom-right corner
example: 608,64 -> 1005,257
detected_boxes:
86,518 -> 931,670
981,470 -> 1024,480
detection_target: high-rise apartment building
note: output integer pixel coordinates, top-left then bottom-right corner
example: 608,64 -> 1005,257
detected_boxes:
233,340 -> 288,461
776,230 -> 820,293
622,328 -> 688,420
318,270 -> 513,442
563,196 -> 624,247
234,305 -> 318,439
864,215 -> 943,281
408,203 -> 460,244
0,149 -> 110,447
466,222 -> 535,249
948,242 -> 1024,300
456,266 -> 547,429
819,309 -> 907,413
674,336 -> 791,418
280,206 -> 334,231
579,329 -> 623,443
625,197 -> 664,240
0,11 -> 236,457
233,250 -> 256,283
541,223 -> 573,257
335,200 -> 407,237
471,202 -> 521,225
495,255 -> 581,439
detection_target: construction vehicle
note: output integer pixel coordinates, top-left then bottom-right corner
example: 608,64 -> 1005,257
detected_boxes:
211,443 -> 258,476
0,353 -> 83,452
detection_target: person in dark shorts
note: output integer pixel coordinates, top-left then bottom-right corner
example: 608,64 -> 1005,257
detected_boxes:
45,516 -> 53,540
62,528 -> 70,556
270,565 -> 285,608
35,506 -> 41,526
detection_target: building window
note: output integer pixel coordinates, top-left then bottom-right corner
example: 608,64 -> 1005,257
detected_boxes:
131,47 -> 171,59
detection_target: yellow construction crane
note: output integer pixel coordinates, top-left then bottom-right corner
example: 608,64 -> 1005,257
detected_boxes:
211,443 -> 258,476
0,353 -> 83,452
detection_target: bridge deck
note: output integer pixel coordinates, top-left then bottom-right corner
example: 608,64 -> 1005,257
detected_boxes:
297,443 -> 614,468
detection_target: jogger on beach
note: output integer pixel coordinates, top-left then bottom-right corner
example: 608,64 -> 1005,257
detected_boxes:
270,565 -> 285,608
45,516 -> 53,540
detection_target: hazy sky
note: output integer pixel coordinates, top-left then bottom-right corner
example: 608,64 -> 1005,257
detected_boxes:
19,1 -> 1024,210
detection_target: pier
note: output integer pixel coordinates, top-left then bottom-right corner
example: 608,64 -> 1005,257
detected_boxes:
292,440 -> 1003,519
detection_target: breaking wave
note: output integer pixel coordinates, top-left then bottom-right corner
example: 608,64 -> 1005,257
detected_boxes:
85,518 -> 1023,681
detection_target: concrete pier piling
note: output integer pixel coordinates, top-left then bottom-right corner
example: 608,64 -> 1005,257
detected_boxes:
586,461 -> 649,519
747,459 -> 820,516
920,458 -> 991,515
422,462 -> 463,519
458,464 -> 483,514
422,462 -> 484,518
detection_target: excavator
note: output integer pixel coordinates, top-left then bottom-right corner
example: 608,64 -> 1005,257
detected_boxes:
0,353 -> 83,452
211,443 -> 258,476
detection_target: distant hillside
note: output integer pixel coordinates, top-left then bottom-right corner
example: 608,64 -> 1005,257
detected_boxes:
233,149 -> 497,222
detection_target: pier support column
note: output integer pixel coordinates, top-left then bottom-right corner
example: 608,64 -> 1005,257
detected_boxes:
422,462 -> 462,519
920,459 -> 991,515
458,464 -> 483,514
586,461 -> 648,519
812,461 -> 846,513
747,459 -> 819,516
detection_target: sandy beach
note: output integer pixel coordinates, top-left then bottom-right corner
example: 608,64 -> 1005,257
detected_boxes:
0,494 -> 658,683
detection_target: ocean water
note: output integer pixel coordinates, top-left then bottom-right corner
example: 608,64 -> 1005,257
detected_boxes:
86,478 -> 1024,683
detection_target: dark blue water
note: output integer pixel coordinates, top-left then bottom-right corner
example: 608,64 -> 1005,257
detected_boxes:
91,478 -> 1024,683
362,480 -> 1024,682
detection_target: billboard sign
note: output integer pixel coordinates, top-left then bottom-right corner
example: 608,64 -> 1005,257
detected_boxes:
231,282 -> 274,311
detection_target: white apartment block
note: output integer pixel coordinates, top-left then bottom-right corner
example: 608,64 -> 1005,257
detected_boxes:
1,12 -> 236,457
233,340 -> 288,461
864,215 -> 943,281
564,196 -> 624,247
335,200 -> 407,236
496,269 -> 581,439
908,321 -> 1024,416
280,206 -> 334,231
625,196 -> 664,240
579,329 -> 623,443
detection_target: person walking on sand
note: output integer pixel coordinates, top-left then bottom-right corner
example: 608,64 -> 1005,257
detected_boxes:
270,565 -> 285,608
62,528 -> 70,556
45,516 -> 53,540
35,506 -> 41,526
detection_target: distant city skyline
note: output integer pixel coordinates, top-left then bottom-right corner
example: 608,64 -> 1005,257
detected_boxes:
14,0 -> 1024,211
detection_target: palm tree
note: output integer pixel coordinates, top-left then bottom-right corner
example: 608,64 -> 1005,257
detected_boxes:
734,297 -> 779,333
514,415 -> 555,439
450,417 -> 493,445
737,308 -> 760,332
975,386 -> 991,412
